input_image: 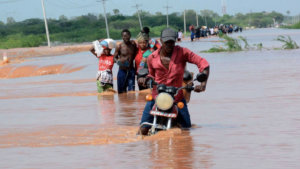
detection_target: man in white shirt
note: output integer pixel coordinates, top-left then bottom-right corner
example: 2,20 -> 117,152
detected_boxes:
210,28 -> 214,35
177,29 -> 183,42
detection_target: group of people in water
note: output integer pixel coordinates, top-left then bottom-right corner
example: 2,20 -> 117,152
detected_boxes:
189,24 -> 243,41
90,27 -> 210,135
90,27 -> 161,93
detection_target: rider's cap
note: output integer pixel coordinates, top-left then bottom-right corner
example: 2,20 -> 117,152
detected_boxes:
161,28 -> 177,42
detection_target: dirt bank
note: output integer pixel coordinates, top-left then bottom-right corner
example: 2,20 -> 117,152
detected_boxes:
0,64 -> 86,79
1,44 -> 91,61
0,44 -> 92,68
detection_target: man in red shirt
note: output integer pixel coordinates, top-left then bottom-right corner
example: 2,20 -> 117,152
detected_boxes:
138,28 -> 210,135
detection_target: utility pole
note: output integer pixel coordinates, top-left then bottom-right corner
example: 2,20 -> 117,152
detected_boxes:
292,16 -> 294,25
249,9 -> 252,29
215,14 -> 217,26
205,13 -> 207,27
163,1 -> 172,28
293,16 -> 295,24
196,11 -> 198,27
133,4 -> 143,30
184,10 -> 186,35
41,0 -> 51,48
97,0 -> 110,38
222,0 -> 226,16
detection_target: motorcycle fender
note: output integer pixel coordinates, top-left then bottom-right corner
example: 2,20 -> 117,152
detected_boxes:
150,105 -> 178,118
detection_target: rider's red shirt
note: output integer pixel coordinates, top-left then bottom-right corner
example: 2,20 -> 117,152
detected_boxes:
147,46 -> 209,102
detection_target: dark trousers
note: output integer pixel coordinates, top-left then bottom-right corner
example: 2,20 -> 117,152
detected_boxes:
117,68 -> 135,93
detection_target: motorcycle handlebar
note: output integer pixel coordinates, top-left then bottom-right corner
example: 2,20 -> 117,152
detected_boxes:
147,79 -> 195,96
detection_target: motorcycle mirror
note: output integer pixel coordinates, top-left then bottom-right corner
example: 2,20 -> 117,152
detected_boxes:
183,70 -> 192,81
138,68 -> 149,77
195,73 -> 207,82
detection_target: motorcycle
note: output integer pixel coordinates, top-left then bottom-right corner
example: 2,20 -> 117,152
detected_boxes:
138,68 -> 208,136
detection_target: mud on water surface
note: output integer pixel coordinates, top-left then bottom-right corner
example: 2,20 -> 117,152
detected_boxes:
0,64 -> 86,79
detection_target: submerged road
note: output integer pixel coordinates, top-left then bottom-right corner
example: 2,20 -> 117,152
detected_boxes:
0,28 -> 300,168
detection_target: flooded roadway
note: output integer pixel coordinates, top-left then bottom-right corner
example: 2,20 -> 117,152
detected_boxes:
0,28 -> 300,168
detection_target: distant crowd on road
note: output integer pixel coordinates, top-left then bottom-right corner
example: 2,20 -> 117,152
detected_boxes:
189,24 -> 243,41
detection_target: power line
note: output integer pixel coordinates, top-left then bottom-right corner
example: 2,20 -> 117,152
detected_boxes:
44,0 -> 98,9
110,0 -> 121,9
56,0 -> 82,8
0,0 -> 27,4
100,0 -> 134,14
64,0 -> 85,7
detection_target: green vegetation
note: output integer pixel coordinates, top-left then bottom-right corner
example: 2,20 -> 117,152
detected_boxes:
253,43 -> 264,50
219,11 -> 284,28
0,10 -> 286,49
0,33 -> 46,49
201,35 -> 243,53
238,36 -> 252,50
202,35 -> 299,53
274,35 -> 299,49
281,21 -> 300,29
223,35 -> 243,51
200,46 -> 227,53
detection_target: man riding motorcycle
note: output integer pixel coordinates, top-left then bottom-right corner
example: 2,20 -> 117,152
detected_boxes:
138,28 -> 210,135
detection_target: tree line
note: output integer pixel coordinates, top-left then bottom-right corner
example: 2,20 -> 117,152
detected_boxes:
0,9 -> 285,49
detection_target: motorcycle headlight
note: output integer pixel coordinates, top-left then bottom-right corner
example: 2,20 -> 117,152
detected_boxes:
155,93 -> 174,111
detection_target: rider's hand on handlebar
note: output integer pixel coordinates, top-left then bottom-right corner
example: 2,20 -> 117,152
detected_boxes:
138,78 -> 147,87
194,82 -> 206,93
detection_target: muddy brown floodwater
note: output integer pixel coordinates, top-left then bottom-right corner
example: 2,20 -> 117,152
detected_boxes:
0,28 -> 300,168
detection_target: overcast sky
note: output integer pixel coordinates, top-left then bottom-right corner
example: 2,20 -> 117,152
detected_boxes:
0,0 -> 299,23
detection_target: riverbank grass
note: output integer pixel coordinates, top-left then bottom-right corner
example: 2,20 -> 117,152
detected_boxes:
273,35 -> 299,49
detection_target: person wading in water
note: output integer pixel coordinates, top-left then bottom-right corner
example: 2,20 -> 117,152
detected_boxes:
135,32 -> 153,91
90,39 -> 116,93
114,29 -> 137,93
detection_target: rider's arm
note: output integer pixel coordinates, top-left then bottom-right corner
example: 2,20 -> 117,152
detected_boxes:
201,66 -> 210,84
184,48 -> 210,92
185,48 -> 209,73
194,66 -> 209,92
